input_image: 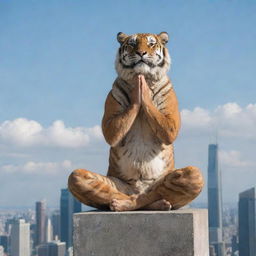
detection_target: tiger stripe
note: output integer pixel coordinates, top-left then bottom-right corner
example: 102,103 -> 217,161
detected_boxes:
152,80 -> 170,100
116,81 -> 131,105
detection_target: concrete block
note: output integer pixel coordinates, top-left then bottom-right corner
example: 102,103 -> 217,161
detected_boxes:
73,209 -> 209,256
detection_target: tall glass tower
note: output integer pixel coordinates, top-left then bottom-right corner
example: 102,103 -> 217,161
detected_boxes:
207,144 -> 224,256
35,200 -> 46,246
239,187 -> 256,256
60,188 -> 81,249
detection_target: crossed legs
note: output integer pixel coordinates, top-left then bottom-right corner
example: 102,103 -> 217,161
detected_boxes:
68,166 -> 204,211
68,169 -> 133,210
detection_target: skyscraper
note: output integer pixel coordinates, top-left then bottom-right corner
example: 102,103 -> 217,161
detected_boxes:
5,218 -> 15,234
60,188 -> 81,248
10,219 -> 30,256
51,210 -> 61,240
207,144 -> 224,256
238,187 -> 256,256
37,240 -> 66,256
35,200 -> 46,246
0,235 -> 9,254
45,217 -> 53,242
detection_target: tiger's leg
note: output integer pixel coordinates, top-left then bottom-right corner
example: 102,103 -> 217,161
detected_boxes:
141,199 -> 172,211
68,169 -> 134,210
110,166 -> 204,211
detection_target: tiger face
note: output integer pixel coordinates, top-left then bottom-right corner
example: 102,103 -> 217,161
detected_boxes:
115,32 -> 171,81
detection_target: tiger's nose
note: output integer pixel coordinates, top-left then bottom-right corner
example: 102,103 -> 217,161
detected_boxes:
136,51 -> 147,57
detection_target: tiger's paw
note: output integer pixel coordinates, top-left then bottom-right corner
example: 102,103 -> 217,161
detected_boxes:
110,196 -> 137,212
144,199 -> 172,211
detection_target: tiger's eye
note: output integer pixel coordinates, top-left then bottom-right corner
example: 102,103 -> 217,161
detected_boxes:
128,40 -> 136,47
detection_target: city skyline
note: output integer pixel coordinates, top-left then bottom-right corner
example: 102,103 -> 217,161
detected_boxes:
0,188 -> 80,256
0,184 -> 250,256
0,181 -> 255,255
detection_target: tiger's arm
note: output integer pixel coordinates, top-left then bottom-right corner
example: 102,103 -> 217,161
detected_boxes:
102,83 -> 141,147
141,76 -> 180,145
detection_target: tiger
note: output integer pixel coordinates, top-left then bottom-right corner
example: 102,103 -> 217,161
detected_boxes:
68,32 -> 204,211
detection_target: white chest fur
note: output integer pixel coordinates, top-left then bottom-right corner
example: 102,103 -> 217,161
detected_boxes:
117,112 -> 166,183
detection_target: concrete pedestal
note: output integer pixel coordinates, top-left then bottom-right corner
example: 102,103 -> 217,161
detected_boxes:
73,209 -> 209,256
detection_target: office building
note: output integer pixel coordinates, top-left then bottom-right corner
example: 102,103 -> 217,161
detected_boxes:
238,187 -> 256,256
5,218 -> 16,234
51,210 -> 61,240
10,219 -> 30,256
37,243 -> 48,256
37,240 -> 66,256
60,188 -> 81,248
0,235 -> 9,254
209,245 -> 216,256
45,217 -> 53,242
207,144 -> 224,256
231,235 -> 238,256
35,200 -> 46,246
0,246 -> 3,256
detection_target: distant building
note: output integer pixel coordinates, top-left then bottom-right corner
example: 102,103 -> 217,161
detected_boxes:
30,223 -> 36,251
67,246 -> 73,256
45,217 -> 53,242
5,218 -> 16,234
60,188 -> 81,248
231,235 -> 238,256
51,210 -> 61,240
238,187 -> 256,256
37,243 -> 48,256
0,246 -> 4,256
10,219 -> 30,256
37,240 -> 66,256
35,200 -> 46,246
209,245 -> 216,256
0,235 -> 9,254
207,144 -> 225,256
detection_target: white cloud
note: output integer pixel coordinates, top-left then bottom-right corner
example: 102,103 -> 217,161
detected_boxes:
1,102 -> 254,150
219,150 -> 256,168
1,102 -> 256,205
0,118 -> 103,148
1,160 -> 72,175
181,107 -> 211,128
46,120 -> 90,147
181,102 -> 256,140
0,118 -> 43,146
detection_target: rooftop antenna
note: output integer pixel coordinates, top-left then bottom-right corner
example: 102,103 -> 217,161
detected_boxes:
215,128 -> 218,146
209,126 -> 218,145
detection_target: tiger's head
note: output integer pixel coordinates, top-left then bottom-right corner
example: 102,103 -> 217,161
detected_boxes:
115,32 -> 171,81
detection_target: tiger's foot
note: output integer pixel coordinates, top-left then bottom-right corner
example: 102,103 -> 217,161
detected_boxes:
143,199 -> 172,211
110,195 -> 138,212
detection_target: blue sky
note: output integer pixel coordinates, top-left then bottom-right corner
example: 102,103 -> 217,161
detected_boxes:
1,0 -> 256,126
0,0 -> 256,207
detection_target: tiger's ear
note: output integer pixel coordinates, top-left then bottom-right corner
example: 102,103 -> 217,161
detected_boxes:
158,32 -> 169,45
117,32 -> 128,44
